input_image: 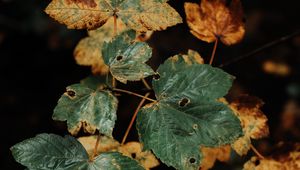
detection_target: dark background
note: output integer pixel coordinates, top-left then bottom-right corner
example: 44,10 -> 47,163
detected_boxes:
1,0 -> 300,169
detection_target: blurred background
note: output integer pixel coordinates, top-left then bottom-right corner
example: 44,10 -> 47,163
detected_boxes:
1,0 -> 299,169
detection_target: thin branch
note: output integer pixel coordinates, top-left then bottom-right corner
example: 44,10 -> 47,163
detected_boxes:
220,29 -> 300,68
209,38 -> 219,65
90,134 -> 101,161
113,88 -> 156,102
112,77 -> 117,88
142,78 -> 151,90
121,92 -> 150,145
250,144 -> 265,160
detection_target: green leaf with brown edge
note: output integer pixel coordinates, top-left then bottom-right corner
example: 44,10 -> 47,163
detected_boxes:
53,83 -> 118,136
11,133 -> 144,170
136,51 -> 243,170
45,0 -> 182,32
102,30 -> 155,84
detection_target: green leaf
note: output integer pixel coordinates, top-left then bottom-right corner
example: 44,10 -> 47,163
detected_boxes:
102,31 -> 155,83
137,53 -> 243,170
45,0 -> 182,32
53,84 -> 118,136
11,133 -> 144,170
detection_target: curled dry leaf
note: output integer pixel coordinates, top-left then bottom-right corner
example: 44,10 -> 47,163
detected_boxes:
230,95 -> 269,155
184,0 -> 245,45
78,135 -> 120,157
200,145 -> 231,170
118,142 -> 160,170
243,143 -> 300,170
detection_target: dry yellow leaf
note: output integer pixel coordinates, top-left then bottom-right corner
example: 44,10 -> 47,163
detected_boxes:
200,145 -> 231,170
243,143 -> 300,170
118,142 -> 160,170
185,0 -> 245,45
78,135 -> 120,157
230,95 -> 269,155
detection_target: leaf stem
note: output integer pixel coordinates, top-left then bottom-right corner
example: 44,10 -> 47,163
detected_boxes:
141,78 -> 151,90
112,77 -> 116,88
209,38 -> 218,65
250,144 -> 265,159
113,88 -> 156,102
90,134 -> 101,161
121,92 -> 150,145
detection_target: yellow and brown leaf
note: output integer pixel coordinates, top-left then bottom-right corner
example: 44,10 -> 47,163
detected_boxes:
230,95 -> 269,155
45,0 -> 182,32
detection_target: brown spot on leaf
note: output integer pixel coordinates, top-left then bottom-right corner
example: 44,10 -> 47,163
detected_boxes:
66,90 -> 76,98
179,98 -> 190,107
153,73 -> 160,80
189,157 -> 196,164
116,55 -> 123,61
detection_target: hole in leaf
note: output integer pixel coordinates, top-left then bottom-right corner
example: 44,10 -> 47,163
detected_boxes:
153,74 -> 160,80
254,159 -> 260,166
179,98 -> 190,107
189,158 -> 196,164
131,153 -> 136,159
66,90 -> 76,98
116,55 -> 123,61
192,124 -> 198,130
139,32 -> 146,38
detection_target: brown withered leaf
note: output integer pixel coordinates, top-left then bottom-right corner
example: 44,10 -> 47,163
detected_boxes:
200,145 -> 231,170
185,0 -> 245,45
230,95 -> 269,156
118,142 -> 160,170
78,135 -> 120,157
243,143 -> 300,170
